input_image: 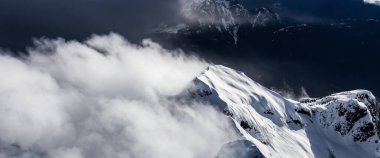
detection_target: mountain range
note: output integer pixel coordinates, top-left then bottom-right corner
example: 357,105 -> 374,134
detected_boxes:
152,0 -> 380,98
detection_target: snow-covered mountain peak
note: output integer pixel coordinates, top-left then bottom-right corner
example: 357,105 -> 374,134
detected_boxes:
183,65 -> 380,158
194,65 -> 303,126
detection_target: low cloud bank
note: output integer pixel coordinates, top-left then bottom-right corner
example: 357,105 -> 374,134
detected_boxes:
0,33 -> 236,158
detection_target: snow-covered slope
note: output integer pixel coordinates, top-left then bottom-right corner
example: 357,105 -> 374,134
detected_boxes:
183,65 -> 380,158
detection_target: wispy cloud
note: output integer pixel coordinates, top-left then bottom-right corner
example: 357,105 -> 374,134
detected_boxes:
271,82 -> 310,100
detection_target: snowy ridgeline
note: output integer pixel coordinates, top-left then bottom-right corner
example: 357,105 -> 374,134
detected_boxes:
180,65 -> 380,158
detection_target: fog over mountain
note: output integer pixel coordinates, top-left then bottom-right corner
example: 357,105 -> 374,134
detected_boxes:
0,0 -> 379,158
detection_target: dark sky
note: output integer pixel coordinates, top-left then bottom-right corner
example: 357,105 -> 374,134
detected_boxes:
0,0 -> 180,51
0,0 -> 379,98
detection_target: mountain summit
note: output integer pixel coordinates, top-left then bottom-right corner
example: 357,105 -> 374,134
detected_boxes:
183,65 -> 380,158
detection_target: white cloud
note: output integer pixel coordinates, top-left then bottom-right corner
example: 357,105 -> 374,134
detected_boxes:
0,33 -> 236,158
364,0 -> 380,5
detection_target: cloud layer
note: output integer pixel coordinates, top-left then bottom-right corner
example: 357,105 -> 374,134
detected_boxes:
0,33 -> 236,158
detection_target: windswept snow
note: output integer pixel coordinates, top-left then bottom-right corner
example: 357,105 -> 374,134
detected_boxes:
183,65 -> 380,158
